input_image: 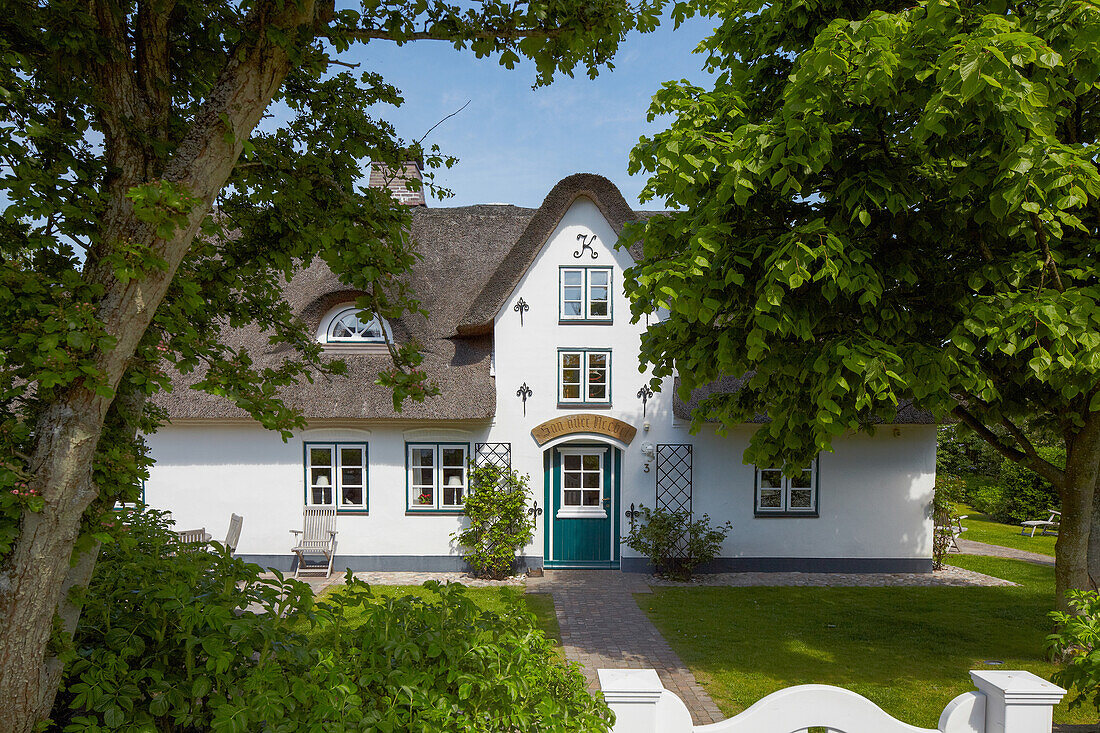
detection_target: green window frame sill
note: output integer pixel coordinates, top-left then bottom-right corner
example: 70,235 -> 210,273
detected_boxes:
405,509 -> 466,516
754,511 -> 819,519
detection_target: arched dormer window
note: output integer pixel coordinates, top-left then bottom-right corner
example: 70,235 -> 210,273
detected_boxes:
319,306 -> 392,346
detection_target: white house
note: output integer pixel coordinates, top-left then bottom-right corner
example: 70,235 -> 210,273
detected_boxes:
145,171 -> 937,573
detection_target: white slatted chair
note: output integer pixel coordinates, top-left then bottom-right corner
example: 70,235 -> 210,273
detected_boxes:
177,527 -> 211,544
223,513 -> 243,553
290,507 -> 338,578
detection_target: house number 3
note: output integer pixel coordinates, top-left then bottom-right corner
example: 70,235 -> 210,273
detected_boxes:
574,233 -> 599,259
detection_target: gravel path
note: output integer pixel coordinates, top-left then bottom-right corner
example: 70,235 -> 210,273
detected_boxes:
958,538 -> 1056,567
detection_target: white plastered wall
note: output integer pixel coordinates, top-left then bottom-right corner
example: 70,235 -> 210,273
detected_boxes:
146,195 -> 936,569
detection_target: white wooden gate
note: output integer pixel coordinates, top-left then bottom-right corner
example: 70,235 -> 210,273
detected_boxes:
598,668 -> 1065,733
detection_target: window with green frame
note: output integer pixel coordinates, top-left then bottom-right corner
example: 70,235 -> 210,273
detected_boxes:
407,443 -> 469,511
559,349 -> 611,405
305,443 -> 368,512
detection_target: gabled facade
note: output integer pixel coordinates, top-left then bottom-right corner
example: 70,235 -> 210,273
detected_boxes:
146,173 -> 937,573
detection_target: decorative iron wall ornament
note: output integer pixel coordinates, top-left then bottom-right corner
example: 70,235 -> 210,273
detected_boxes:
513,297 -> 529,325
516,383 -> 533,415
625,502 -> 642,529
528,500 -> 543,519
637,385 -> 654,417
573,233 -> 599,259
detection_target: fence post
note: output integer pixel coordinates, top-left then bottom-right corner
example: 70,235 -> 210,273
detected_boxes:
969,670 -> 1066,733
598,669 -> 664,733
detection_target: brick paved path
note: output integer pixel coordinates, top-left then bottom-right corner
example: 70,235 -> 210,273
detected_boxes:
957,538 -> 1056,567
527,570 -> 724,725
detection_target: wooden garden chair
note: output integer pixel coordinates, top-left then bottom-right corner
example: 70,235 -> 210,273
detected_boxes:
290,507 -> 338,578
176,527 -> 211,544
934,507 -> 968,553
222,513 -> 243,553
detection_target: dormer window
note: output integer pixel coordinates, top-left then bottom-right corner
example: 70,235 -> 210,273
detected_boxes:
320,306 -> 392,345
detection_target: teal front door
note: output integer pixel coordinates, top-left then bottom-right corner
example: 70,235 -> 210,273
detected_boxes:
545,445 -> 620,569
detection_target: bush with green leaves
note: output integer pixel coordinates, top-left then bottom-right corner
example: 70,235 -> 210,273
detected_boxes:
54,507 -> 610,732
996,447 -> 1065,523
968,480 -> 1010,519
453,464 -> 535,579
1049,590 -> 1100,709
936,424 -> 1004,479
621,506 -> 731,581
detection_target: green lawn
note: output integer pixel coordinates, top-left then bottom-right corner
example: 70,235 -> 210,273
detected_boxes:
638,556 -> 1096,727
315,583 -> 561,644
957,503 -> 1057,557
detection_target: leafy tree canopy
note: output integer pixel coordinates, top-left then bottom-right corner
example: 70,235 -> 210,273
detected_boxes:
622,0 -> 1100,600
0,0 -> 662,727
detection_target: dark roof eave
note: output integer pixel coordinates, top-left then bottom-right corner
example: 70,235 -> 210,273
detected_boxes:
455,322 -> 493,337
671,375 -> 937,425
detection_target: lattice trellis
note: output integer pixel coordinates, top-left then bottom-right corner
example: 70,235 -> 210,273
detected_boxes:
656,444 -> 693,516
474,443 -> 511,469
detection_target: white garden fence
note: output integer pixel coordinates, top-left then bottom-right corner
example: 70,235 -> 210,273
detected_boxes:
598,668 -> 1066,733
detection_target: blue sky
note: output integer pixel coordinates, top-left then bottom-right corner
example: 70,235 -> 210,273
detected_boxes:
342,15 -> 718,208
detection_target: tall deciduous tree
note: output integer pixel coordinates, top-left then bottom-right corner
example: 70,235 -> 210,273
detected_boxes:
622,0 -> 1100,606
0,0 -> 661,728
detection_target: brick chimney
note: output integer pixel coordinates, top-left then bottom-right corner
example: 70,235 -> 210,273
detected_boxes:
368,157 -> 426,207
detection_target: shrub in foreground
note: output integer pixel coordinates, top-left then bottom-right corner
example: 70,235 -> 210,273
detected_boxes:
54,508 -> 610,732
1050,590 -> 1100,710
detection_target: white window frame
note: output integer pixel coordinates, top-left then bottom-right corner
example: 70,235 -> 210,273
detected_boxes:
407,443 -> 469,511
559,267 -> 613,322
323,307 -> 392,344
754,463 -> 817,516
558,349 -> 611,405
305,442 -> 368,512
557,447 -> 607,519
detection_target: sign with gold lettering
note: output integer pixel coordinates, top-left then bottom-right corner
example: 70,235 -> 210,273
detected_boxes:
531,414 -> 637,446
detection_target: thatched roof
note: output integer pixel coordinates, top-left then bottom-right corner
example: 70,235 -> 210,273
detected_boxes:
458,173 -> 647,335
157,174 -> 653,421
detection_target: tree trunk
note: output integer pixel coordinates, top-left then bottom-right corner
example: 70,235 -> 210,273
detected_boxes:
0,3 -> 332,729
1057,473 -> 1094,609
1055,415 -> 1100,609
1077,419 -> 1100,595
0,404 -> 104,730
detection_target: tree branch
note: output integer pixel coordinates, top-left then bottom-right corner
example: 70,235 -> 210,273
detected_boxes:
1030,212 -> 1065,293
952,405 -> 1065,486
339,25 -> 566,44
1000,414 -> 1043,463
416,99 -> 470,146
136,0 -> 178,151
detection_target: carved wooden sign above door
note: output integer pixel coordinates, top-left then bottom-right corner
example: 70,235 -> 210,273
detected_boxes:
531,413 -> 637,446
